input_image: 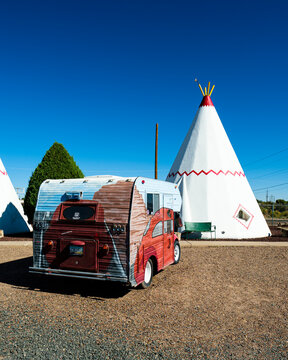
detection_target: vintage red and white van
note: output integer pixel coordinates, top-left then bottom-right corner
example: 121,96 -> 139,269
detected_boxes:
30,176 -> 182,288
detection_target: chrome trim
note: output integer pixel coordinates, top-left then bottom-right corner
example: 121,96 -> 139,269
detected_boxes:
29,267 -> 128,282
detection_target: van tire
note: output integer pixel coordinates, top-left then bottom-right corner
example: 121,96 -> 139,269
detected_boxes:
174,240 -> 181,264
140,258 -> 153,289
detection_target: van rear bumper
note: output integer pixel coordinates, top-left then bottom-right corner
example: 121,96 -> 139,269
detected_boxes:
29,267 -> 128,283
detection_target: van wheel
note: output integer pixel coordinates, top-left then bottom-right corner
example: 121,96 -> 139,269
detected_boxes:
140,258 -> 153,289
174,240 -> 181,264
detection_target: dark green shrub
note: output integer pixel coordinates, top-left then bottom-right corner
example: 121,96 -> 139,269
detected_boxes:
24,142 -> 84,223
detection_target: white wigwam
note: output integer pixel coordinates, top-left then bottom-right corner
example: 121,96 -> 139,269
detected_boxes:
167,82 -> 271,239
0,158 -> 32,234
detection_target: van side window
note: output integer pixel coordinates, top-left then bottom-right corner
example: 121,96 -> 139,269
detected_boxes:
147,193 -> 160,214
167,220 -> 173,234
152,221 -> 163,237
143,218 -> 151,236
164,220 -> 173,234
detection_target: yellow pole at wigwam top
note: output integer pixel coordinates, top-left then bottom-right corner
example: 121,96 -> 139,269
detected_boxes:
194,78 -> 215,96
155,123 -> 158,179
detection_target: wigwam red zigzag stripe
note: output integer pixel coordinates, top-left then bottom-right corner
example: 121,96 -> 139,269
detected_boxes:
0,170 -> 7,175
168,170 -> 245,178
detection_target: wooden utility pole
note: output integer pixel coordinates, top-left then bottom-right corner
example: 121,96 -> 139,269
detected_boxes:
155,123 -> 158,179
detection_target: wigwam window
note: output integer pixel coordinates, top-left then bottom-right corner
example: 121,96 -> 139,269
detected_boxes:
233,204 -> 254,230
237,209 -> 250,222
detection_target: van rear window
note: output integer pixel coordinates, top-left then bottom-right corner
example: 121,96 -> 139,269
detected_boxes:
61,205 -> 95,221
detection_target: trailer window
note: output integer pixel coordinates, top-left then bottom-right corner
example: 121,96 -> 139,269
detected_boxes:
152,221 -> 163,238
61,205 -> 95,221
147,193 -> 160,215
154,194 -> 159,213
147,194 -> 153,214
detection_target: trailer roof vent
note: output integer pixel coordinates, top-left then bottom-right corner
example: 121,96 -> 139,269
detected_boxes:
63,192 -> 83,201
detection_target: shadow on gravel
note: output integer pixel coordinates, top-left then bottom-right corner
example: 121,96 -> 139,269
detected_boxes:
0,257 -> 130,299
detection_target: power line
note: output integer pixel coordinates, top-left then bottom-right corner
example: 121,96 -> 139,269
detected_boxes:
244,146 -> 288,167
253,182 -> 288,192
250,168 -> 288,180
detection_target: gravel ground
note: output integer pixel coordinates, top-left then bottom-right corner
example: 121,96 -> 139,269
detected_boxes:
0,244 -> 287,359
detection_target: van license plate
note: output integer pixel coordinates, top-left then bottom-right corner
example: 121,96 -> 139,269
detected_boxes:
70,245 -> 83,256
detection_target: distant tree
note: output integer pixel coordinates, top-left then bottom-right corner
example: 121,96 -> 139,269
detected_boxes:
24,142 -> 84,223
258,199 -> 288,219
260,207 -> 269,217
273,210 -> 282,219
275,199 -> 287,212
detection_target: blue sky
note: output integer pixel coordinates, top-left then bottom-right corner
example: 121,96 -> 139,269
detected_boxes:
1,0 -> 288,201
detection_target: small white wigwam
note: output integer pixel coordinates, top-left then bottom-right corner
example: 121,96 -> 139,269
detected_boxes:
166,80 -> 271,239
0,158 -> 32,235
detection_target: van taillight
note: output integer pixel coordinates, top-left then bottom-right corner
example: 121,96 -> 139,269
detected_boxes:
103,244 -> 109,254
99,244 -> 109,256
